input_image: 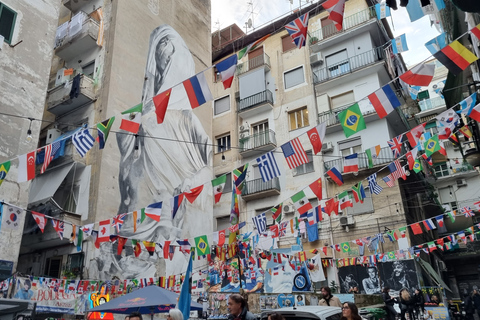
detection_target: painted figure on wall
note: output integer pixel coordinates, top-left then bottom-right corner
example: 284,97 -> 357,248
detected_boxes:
362,266 -> 382,294
385,261 -> 417,293
91,24 -> 212,279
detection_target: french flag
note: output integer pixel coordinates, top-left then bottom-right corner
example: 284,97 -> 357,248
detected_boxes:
183,72 -> 213,109
343,153 -> 359,173
215,55 -> 238,89
326,166 -> 344,186
368,84 -> 401,119
423,218 -> 437,231
170,193 -> 184,219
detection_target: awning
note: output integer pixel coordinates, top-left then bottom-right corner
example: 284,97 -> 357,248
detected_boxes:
417,258 -> 452,292
28,163 -> 74,205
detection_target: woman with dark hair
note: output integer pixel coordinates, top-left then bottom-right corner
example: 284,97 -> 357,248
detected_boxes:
228,294 -> 256,320
383,287 -> 398,320
268,313 -> 285,320
341,302 -> 362,320
413,289 -> 425,319
400,288 -> 415,320
14,279 -> 34,300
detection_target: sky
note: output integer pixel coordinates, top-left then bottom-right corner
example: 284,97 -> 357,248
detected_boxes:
211,0 -> 441,67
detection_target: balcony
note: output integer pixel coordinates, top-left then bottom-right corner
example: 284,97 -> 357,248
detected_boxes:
242,177 -> 281,201
54,11 -> 100,61
309,6 -> 377,49
318,102 -> 377,128
237,89 -> 274,116
434,162 -> 476,180
62,0 -> 92,12
46,74 -> 96,116
236,53 -> 271,76
239,130 -> 277,157
418,97 -> 446,112
324,147 -> 395,174
312,47 -> 385,84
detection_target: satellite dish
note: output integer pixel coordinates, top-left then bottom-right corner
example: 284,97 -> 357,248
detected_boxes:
247,18 -> 252,28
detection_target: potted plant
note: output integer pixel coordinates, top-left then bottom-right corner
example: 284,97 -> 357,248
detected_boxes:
310,36 -> 319,45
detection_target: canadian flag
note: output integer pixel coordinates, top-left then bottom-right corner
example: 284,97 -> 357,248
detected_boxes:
97,219 -> 111,243
17,151 -> 36,182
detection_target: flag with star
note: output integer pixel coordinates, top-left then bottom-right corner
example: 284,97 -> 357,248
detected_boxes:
338,103 -> 366,138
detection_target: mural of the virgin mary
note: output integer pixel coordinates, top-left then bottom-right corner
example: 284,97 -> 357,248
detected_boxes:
90,25 -> 213,279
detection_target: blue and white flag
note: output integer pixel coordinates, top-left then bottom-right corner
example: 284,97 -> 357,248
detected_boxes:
375,2 -> 391,19
406,0 -> 445,23
72,129 -> 95,157
392,34 -> 408,54
256,152 -> 281,182
409,86 -> 421,100
425,33 -> 447,55
252,212 -> 267,234
367,173 -> 383,195
457,92 -> 477,115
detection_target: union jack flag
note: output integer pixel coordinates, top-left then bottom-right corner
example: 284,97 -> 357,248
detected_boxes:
41,141 -> 61,174
461,206 -> 475,217
279,221 -> 288,237
382,174 -> 395,187
112,213 -> 127,233
51,219 -> 64,240
285,13 -> 310,49
388,134 -> 404,158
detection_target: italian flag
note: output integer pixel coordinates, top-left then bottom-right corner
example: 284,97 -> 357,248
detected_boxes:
120,103 -> 143,134
291,190 -> 312,215
212,175 -> 227,203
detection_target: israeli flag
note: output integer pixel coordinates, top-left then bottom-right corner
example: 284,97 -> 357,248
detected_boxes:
392,34 -> 408,54
256,152 -> 281,182
425,33 -> 447,55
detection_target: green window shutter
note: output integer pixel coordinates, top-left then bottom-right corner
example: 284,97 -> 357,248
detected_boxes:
0,3 -> 17,44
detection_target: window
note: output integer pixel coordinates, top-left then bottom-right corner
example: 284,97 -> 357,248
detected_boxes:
214,96 -> 230,115
0,3 -> 16,44
216,215 -> 231,231
330,91 -> 355,110
294,150 -> 314,176
44,257 -> 62,278
434,164 -> 449,177
213,66 -> 221,82
216,134 -> 231,153
339,137 -> 362,157
252,121 -> 269,135
326,50 -> 350,77
349,189 -> 374,215
284,66 -> 305,89
443,201 -> 458,212
289,107 -> 309,130
282,35 -> 296,52
81,60 -> 95,79
217,172 -> 232,194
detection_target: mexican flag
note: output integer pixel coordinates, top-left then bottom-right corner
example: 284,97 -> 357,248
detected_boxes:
120,103 -> 142,134
212,175 -> 227,203
291,190 -> 312,215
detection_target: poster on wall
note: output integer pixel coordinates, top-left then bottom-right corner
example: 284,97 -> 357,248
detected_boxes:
378,260 -> 418,294
264,249 -> 311,293
260,295 -> 279,310
277,294 -> 295,308
424,307 -> 451,320
295,294 -> 305,306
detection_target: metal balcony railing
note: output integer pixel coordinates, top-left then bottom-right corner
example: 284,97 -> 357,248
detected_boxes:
318,103 -> 377,127
236,53 -> 271,76
238,89 -> 273,112
434,163 -> 475,178
242,177 -> 281,196
239,130 -> 276,152
418,97 -> 446,112
308,6 -> 376,43
312,47 -> 385,84
324,147 -> 395,173
54,11 -> 100,49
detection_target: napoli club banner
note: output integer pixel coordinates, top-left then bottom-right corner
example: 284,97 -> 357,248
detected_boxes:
13,277 -> 89,314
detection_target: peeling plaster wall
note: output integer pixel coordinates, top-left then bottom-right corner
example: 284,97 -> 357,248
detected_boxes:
0,0 -> 60,271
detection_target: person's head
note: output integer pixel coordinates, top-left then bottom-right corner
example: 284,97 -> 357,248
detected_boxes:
383,286 -> 390,294
367,267 -> 377,279
228,294 -> 246,316
99,297 -> 107,305
23,279 -> 31,291
128,312 -> 143,320
268,313 -> 285,320
297,295 -> 303,301
342,302 -> 359,319
473,289 -> 478,295
346,274 -> 354,282
392,262 -> 405,276
321,287 -> 332,298
432,295 -> 439,301
401,289 -> 410,301
125,316 -> 130,320
168,309 -> 183,320
415,289 -> 420,295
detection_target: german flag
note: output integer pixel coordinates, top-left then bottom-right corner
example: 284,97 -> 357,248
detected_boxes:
471,23 -> 480,40
159,276 -> 166,288
433,41 -> 478,76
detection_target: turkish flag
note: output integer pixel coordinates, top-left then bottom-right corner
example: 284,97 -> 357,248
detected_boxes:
153,88 -> 172,124
309,178 -> 322,200
97,219 -> 111,243
184,185 -> 204,203
307,122 -> 326,154
218,229 -> 226,246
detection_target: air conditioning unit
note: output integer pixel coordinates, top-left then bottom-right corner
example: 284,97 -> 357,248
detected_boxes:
322,142 -> 334,152
46,128 -> 62,144
240,133 -> 247,139
283,205 -> 295,214
456,179 -> 467,187
239,125 -> 249,133
310,52 -> 324,66
339,216 -> 355,226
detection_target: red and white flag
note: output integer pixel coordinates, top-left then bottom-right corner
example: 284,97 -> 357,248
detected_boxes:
406,147 -> 418,170
17,151 -> 36,182
97,219 -> 111,243
322,0 -> 346,31
307,122 -> 326,154
399,63 -> 435,86
32,211 -> 47,233
405,123 -> 426,147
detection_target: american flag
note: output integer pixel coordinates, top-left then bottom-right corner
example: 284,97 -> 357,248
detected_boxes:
111,213 -> 127,233
51,219 -> 64,240
388,160 -> 406,181
41,141 -> 61,173
281,137 -> 309,169
387,134 -> 404,158
382,175 -> 395,187
279,221 -> 288,237
367,173 -> 383,195
461,206 -> 475,217
285,13 -> 309,49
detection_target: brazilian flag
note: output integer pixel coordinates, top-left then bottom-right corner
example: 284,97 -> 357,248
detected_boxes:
0,161 -> 10,187
195,235 -> 210,256
338,103 -> 367,138
341,242 -> 351,253
413,159 -> 422,173
425,135 -> 441,157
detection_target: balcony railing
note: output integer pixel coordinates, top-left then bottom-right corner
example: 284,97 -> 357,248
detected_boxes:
242,177 -> 281,197
309,6 -> 376,43
318,103 -> 377,127
324,147 -> 395,174
435,163 -> 475,178
239,130 -> 276,153
313,47 -> 385,84
236,53 -> 271,76
418,97 -> 446,112
238,89 -> 273,112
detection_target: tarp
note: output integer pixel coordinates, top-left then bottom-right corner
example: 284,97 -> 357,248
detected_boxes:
417,258 -> 452,292
28,163 -> 74,205
88,285 -> 202,315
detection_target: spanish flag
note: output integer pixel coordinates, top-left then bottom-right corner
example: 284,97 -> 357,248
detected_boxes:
433,41 -> 478,76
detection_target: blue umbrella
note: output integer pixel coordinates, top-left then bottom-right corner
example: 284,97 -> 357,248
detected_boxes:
88,285 -> 202,317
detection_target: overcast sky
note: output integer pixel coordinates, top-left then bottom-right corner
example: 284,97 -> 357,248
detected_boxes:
211,0 -> 441,67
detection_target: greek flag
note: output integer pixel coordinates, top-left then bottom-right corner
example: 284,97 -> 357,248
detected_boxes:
367,173 -> 383,195
72,129 -> 95,157
256,152 -> 281,182
252,212 -> 267,234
